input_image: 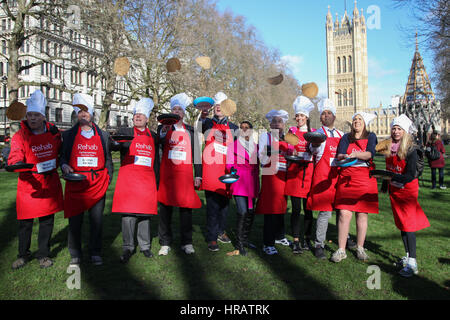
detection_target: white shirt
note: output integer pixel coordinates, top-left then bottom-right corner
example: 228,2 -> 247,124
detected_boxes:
80,128 -> 94,139
309,126 -> 343,164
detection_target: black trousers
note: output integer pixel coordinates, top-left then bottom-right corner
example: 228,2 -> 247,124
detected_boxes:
158,204 -> 193,246
205,191 -> 229,242
263,214 -> 285,247
18,214 -> 54,259
431,167 -> 444,187
68,196 -> 105,258
275,197 -> 313,240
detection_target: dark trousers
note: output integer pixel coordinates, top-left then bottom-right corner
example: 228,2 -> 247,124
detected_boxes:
401,231 -> 416,258
18,214 -> 54,259
263,214 -> 285,247
158,204 -> 193,246
68,196 -> 105,258
205,191 -> 229,242
275,197 -> 313,241
431,167 -> 444,187
122,215 -> 151,252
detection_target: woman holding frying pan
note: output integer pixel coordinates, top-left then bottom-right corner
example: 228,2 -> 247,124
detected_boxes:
8,90 -> 63,270
331,112 -> 379,263
283,96 -> 315,254
380,114 -> 429,277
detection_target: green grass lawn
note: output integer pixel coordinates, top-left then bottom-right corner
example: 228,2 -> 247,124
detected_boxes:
0,148 -> 449,300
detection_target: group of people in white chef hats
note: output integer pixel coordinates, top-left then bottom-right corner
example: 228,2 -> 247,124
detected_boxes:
6,88 -> 428,278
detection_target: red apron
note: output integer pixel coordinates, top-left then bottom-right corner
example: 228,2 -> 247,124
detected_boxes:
15,124 -> 63,220
64,126 -> 109,218
284,127 -> 314,198
334,139 -> 379,213
157,125 -> 201,209
255,134 -> 288,215
307,127 -> 341,212
112,127 -> 158,215
201,122 -> 234,197
386,153 -> 430,232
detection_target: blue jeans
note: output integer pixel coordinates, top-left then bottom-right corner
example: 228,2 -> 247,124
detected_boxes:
431,167 -> 444,187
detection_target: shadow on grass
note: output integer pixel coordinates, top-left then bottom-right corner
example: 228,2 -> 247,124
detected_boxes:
0,203 -> 19,259
376,261 -> 449,299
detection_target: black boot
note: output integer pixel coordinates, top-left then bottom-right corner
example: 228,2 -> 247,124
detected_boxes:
242,209 -> 256,249
236,214 -> 247,256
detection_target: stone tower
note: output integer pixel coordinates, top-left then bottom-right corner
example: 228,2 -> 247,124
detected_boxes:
326,1 -> 368,127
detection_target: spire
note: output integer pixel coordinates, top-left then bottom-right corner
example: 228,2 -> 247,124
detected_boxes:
327,5 -> 333,24
353,0 -> 359,18
402,33 -> 435,105
335,12 -> 339,28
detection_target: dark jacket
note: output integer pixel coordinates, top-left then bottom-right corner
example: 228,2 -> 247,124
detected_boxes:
60,122 -> 114,184
157,123 -> 202,178
427,140 -> 445,168
111,126 -> 160,187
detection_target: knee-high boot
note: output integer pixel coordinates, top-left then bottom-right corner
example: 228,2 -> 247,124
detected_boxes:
235,214 -> 247,256
242,209 -> 256,249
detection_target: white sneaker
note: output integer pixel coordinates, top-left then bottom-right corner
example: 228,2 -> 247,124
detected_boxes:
440,185 -> 447,190
275,238 -> 291,246
181,244 -> 195,255
263,246 -> 278,255
158,245 -> 171,256
356,246 -> 369,261
330,248 -> 347,263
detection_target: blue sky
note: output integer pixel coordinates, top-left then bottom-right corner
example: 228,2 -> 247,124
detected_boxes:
215,0 -> 435,109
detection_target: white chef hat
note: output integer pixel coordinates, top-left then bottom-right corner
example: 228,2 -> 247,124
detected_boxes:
265,109 -> 289,123
73,93 -> 94,116
170,93 -> 192,112
293,96 -> 314,117
352,112 -> 377,126
391,114 -> 416,133
133,98 -> 154,118
213,91 -> 227,105
26,90 -> 47,117
318,98 -> 336,116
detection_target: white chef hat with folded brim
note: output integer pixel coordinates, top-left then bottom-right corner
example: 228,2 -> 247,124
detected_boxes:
213,92 -> 227,106
265,109 -> 289,123
293,96 -> 314,117
73,93 -> 94,116
133,98 -> 154,118
170,93 -> 192,112
352,112 -> 377,126
391,114 -> 416,134
318,98 -> 336,116
26,89 -> 47,117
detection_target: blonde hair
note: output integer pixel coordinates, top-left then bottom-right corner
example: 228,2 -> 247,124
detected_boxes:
377,132 -> 414,160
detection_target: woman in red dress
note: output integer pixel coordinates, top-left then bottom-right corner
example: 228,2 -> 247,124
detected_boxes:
331,112 -> 379,263
8,90 -> 63,270
381,114 -> 430,277
426,131 -> 446,189
255,109 -> 290,255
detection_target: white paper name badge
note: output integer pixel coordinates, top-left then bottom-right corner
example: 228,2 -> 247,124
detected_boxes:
134,156 -> 152,167
297,152 -> 313,161
36,159 -> 56,173
77,157 -> 98,167
168,150 -> 186,161
277,161 -> 287,172
214,143 -> 227,155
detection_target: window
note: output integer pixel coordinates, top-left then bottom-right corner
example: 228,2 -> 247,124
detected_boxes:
343,89 -> 348,106
348,56 -> 352,72
2,19 -> 6,31
24,60 -> 30,75
337,57 -> 341,74
55,108 -> 63,122
349,89 -> 353,106
116,115 -> 121,127
343,57 -> 347,73
0,62 -> 3,76
123,117 -> 128,127
45,106 -> 50,120
2,40 -> 7,54
338,90 -> 342,106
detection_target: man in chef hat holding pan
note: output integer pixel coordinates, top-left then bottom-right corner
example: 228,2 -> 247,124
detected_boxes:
8,90 -> 64,270
111,98 -> 160,263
